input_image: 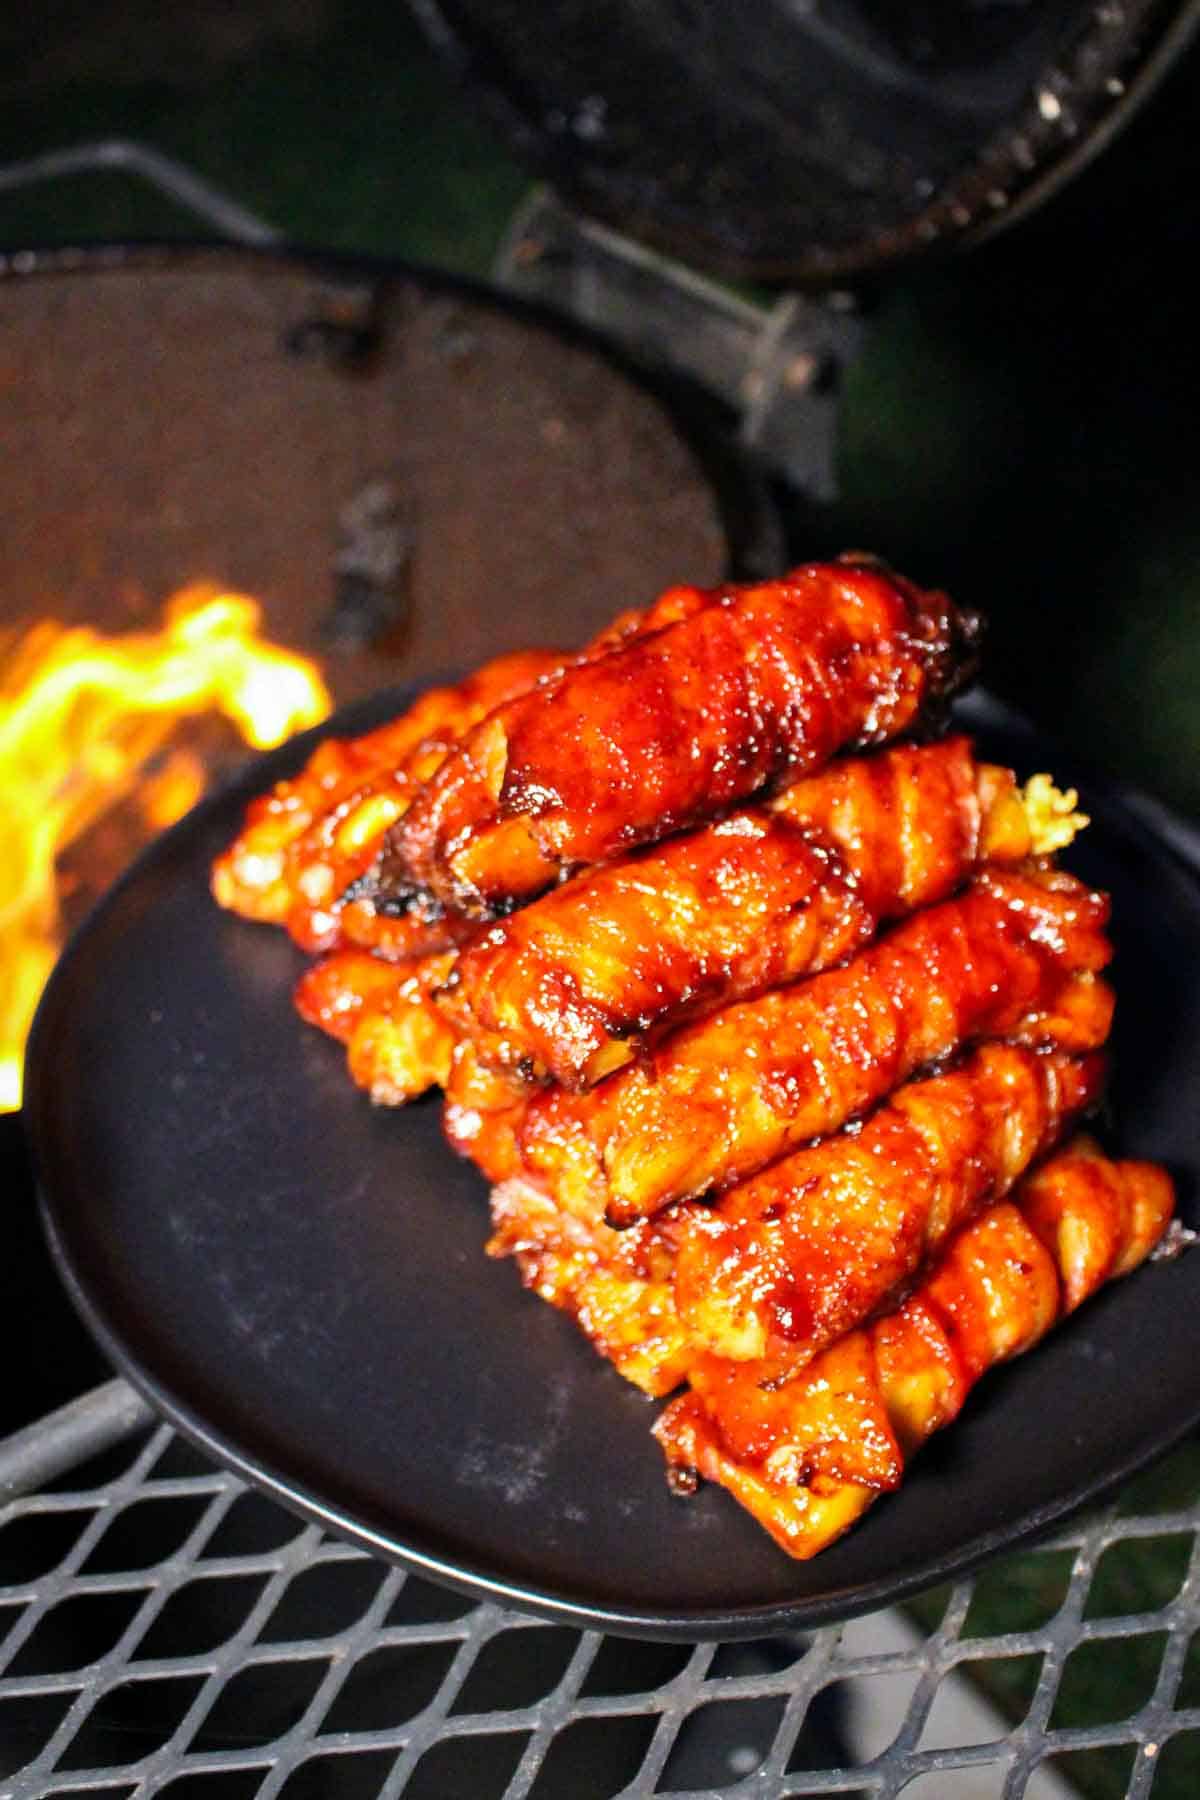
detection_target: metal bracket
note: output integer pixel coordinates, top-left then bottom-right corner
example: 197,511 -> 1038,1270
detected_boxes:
0,138 -> 280,247
494,186 -> 863,501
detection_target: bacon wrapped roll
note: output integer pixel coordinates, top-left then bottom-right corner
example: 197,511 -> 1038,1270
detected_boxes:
262,583 -> 723,954
672,1042 -> 1106,1365
654,1144 -> 1175,1559
212,648 -> 560,941
379,562 -> 981,917
440,738 -> 1079,1089
518,867 -> 1114,1226
486,1043 -> 1103,1395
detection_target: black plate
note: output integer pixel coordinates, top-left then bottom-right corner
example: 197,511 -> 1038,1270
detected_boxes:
25,686 -> 1200,1640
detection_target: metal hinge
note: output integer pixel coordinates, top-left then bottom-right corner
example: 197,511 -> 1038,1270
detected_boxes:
494,187 -> 863,502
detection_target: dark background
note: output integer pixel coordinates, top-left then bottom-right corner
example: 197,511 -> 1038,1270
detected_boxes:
2,1 -> 1198,1428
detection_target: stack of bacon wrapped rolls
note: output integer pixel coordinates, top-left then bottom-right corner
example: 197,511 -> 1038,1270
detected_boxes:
213,559 -> 1177,1560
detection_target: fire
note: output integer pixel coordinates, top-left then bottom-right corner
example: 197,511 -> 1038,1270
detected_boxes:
0,587 -> 331,1110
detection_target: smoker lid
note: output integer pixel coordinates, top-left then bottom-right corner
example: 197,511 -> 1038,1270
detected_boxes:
410,0 -> 1200,283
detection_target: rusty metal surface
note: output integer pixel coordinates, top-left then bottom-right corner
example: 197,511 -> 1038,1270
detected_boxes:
0,246 -> 734,708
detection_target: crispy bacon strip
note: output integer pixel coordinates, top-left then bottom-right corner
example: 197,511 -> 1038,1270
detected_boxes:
440,819 -> 871,1088
517,867 -> 1114,1226
214,583 -> 716,950
486,1044 -> 1103,1396
654,1144 -> 1175,1559
294,948 -> 458,1105
280,653 -> 568,955
212,648 -> 560,939
346,966 -> 458,1105
586,581 -> 713,650
327,588 -> 716,955
672,1043 -> 1106,1365
440,739 -> 1058,1090
488,1180 -> 693,1397
380,562 -> 981,916
441,1041 -> 531,1183
293,949 -> 408,1046
768,741 -> 1028,915
332,902 -> 474,962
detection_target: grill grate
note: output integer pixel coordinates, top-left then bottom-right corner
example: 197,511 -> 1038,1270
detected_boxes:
2,1413 -> 1200,1797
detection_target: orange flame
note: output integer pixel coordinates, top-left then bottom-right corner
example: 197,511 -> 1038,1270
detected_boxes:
1,586 -> 332,1110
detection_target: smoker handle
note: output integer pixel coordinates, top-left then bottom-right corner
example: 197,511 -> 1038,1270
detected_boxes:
0,1377 -> 153,1502
0,139 -> 280,247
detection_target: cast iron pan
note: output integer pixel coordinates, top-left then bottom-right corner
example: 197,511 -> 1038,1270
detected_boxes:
410,0 -> 1200,282
25,686 -> 1200,1640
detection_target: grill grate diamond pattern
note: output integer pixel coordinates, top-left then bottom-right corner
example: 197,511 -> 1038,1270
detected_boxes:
1,1420 -> 1199,1796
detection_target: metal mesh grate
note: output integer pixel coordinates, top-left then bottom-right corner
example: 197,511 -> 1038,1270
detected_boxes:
2,1412 -> 1200,1798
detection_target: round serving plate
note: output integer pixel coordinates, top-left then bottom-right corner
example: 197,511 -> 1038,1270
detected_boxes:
25,685 -> 1200,1639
